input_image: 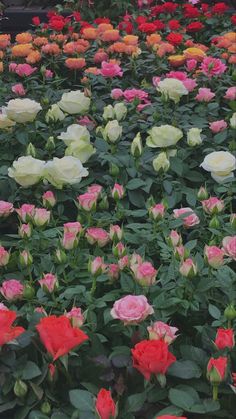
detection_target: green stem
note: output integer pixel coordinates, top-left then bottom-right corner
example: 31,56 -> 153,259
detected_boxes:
212,384 -> 218,401
90,275 -> 97,296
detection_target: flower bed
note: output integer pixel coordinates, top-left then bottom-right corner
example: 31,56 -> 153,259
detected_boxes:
0,1 -> 236,418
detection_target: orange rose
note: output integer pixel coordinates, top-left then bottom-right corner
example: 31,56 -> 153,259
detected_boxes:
16,32 -> 33,44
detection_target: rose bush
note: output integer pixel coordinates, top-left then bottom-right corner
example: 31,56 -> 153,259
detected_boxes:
0,1 -> 236,418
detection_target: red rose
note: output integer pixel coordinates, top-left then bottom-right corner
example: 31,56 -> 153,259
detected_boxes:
72,12 -> 81,22
186,22 -> 204,33
94,17 -> 111,25
201,3 -> 209,13
131,339 -> 176,381
153,20 -> 165,31
49,15 -> 66,31
136,16 -> 147,25
231,15 -> 236,26
168,20 -> 180,30
212,2 -> 229,15
138,23 -> 157,34
151,5 -> 164,16
207,356 -> 227,384
166,33 -> 183,46
0,310 -> 25,346
162,2 -> 178,14
36,315 -> 88,361
183,5 -> 200,19
118,21 -> 133,34
95,389 -> 116,419
32,16 -> 40,26
215,328 -> 235,350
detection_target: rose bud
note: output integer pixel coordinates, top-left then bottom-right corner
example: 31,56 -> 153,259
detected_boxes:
109,225 -> 123,242
45,136 -> 55,151
95,388 -> 116,419
230,214 -> 236,229
149,203 -> 165,221
19,223 -> 32,238
107,263 -> 120,281
86,227 -> 110,247
33,208 -> 50,227
209,216 -> 220,229
0,246 -> 10,266
88,256 -> 106,276
16,204 -> 35,222
77,192 -> 97,212
204,245 -> 224,269
99,195 -> 109,210
23,283 -> 35,300
197,186 -> 208,200
19,250 -> 33,267
41,402 -> 51,415
201,197 -> 224,215
215,328 -> 235,350
0,200 -> 14,218
26,142 -> 36,158
55,249 -> 67,264
38,273 -> 58,294
14,380 -> 28,398
207,356 -> 228,385
168,230 -> 182,247
65,307 -> 84,328
62,232 -> 78,250
109,162 -> 120,177
224,304 -> 236,321
132,261 -> 157,286
130,252 -> 143,271
118,255 -> 129,270
112,242 -> 127,258
147,321 -> 178,344
131,132 -> 143,158
174,245 -> 188,261
179,258 -> 197,278
63,222 -> 82,235
173,207 -> 200,228
87,184 -> 103,198
42,191 -> 56,208
111,183 -> 125,200
0,279 -> 24,301
34,306 -> 47,316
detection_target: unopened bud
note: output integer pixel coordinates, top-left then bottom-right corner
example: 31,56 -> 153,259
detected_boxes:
209,216 -> 220,229
14,380 -> 28,398
26,142 -> 36,158
45,136 -> 55,151
197,186 -> 208,200
224,304 -> 236,321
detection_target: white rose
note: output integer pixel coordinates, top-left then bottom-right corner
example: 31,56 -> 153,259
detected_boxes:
153,152 -> 170,172
187,128 -> 203,146
58,90 -> 90,115
65,142 -> 95,163
5,99 -> 42,123
45,104 -> 65,123
103,120 -> 122,143
0,112 -> 16,129
146,125 -> 183,148
114,102 -> 127,121
157,78 -> 188,103
103,105 -> 115,120
8,156 -> 45,187
201,151 -> 236,176
58,124 -> 90,146
230,113 -> 236,129
44,156 -> 88,189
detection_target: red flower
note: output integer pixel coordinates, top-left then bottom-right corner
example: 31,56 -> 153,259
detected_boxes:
212,2 -> 229,15
183,5 -> 200,19
138,23 -> 157,34
153,20 -> 165,31
94,17 -> 111,25
186,22 -> 204,33
162,2 -> 178,14
49,15 -> 66,31
168,20 -> 180,30
136,16 -> 147,25
118,21 -> 133,34
166,33 -> 183,46
215,328 -> 235,350
36,315 -> 89,361
72,12 -> 81,22
151,5 -> 164,16
231,15 -> 236,26
131,339 -> 176,381
207,356 -> 227,384
95,389 -> 116,419
32,16 -> 40,26
0,310 -> 25,346
201,3 -> 209,13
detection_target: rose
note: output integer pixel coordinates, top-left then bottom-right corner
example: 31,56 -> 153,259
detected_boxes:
65,307 -> 84,328
207,357 -> 227,384
200,151 -> 236,183
112,242 -> 126,258
77,192 -> 97,211
195,87 -> 215,102
215,328 -> 234,350
230,113 -> 236,129
0,279 -> 24,301
0,112 -> 16,129
179,258 -> 198,278
107,264 -> 120,281
114,102 -> 127,121
0,310 -> 25,346
201,197 -> 224,214
149,204 -> 165,221
19,224 -> 32,238
147,125 -> 183,148
65,141 -> 95,163
38,273 -> 58,293
103,105 -> 115,120
8,156 -> 45,187
0,246 -> 10,266
173,207 -> 200,227
42,191 -> 56,208
153,152 -> 170,172
63,222 -> 82,235
0,201 -> 14,217
111,183 -> 125,200
100,61 -> 123,78
209,120 -> 227,133
58,124 -> 90,146
16,204 -> 35,222
118,255 -> 129,270
131,339 -> 176,380
45,104 -> 65,122
132,261 -> 157,286
147,321 -> 178,344
168,230 -> 182,247
222,236 -> 236,260
174,245 -> 186,260
62,232 -> 78,250
103,120 -> 122,143
86,227 -> 110,247
5,98 -> 42,123
187,128 -> 202,146
95,389 -> 116,419
110,295 -> 154,325
200,57 -> 227,78
131,132 -> 143,157
19,250 -> 33,267
44,157 -> 88,189
109,225 -> 123,241
204,246 -> 224,269
58,90 -> 90,114
224,87 -> 236,100
87,184 -> 103,197
89,256 -> 107,276
157,78 -> 188,103
33,208 -> 51,227
11,83 -> 26,96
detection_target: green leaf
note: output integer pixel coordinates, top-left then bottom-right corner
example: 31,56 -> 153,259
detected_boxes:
168,360 -> 202,379
126,392 -> 146,413
126,179 -> 146,190
22,361 -> 41,380
208,304 -> 221,320
168,388 -> 196,410
69,389 -> 94,412
154,405 -> 183,418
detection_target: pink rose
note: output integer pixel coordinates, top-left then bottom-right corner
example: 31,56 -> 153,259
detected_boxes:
87,184 -> 103,197
209,120 -> 227,133
9,62 -> 18,72
77,192 -> 97,211
111,183 -> 125,200
201,197 -> 224,214
168,230 -> 182,247
224,87 -> 236,101
38,273 -> 58,293
149,203 -> 165,220
113,241 -> 126,258
107,263 -> 120,280
33,208 -> 50,227
15,63 -> 37,77
222,236 -> 236,260
152,77 -> 161,87
132,261 -> 157,286
62,232 -> 78,250
42,191 -> 56,208
173,207 -> 200,228
0,246 -> 10,266
19,250 -> 33,267
123,88 -> 148,103
200,57 -> 227,78
174,245 -> 186,260
130,253 -> 143,270
65,307 -> 84,328
89,256 -> 107,276
44,69 -> 54,78
77,116 -> 95,130
111,295 -> 154,325
16,204 -> 35,222
183,78 -> 197,92
0,302 -> 8,310
166,71 -> 187,81
63,222 -> 82,235
204,245 -> 224,269
109,225 -> 123,241
186,59 -> 197,71
179,258 -> 197,277
0,279 -> 24,301
111,88 -> 123,100
0,201 -> 14,217
147,321 -> 178,344
94,50 -> 108,64
34,307 -> 47,315
118,255 -> 129,270
18,223 -> 32,238
195,87 -> 215,102
86,227 -> 110,247
100,61 -> 123,78
11,83 -> 26,96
